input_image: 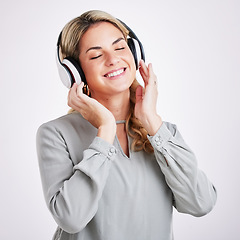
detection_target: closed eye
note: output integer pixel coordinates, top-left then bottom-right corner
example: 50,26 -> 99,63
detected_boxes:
115,47 -> 125,51
90,55 -> 102,60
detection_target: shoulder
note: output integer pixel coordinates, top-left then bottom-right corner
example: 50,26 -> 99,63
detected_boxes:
36,112 -> 94,141
37,112 -> 84,132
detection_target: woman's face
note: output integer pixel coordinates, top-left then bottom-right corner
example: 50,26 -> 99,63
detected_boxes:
79,21 -> 136,99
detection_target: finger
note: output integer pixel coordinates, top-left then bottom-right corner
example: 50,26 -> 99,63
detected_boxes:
68,83 -> 81,107
76,82 -> 84,97
148,63 -> 157,86
135,85 -> 143,102
139,66 -> 147,81
71,83 -> 78,91
148,63 -> 154,78
68,83 -> 78,99
139,60 -> 149,81
139,60 -> 148,75
68,83 -> 76,100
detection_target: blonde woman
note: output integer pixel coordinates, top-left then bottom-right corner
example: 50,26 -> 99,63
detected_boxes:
36,10 -> 216,240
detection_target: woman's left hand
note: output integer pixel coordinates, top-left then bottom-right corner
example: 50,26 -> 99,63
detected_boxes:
134,60 -> 163,136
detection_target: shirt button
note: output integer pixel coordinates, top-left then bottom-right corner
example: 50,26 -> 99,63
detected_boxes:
108,147 -> 116,157
110,147 -> 115,153
155,136 -> 160,142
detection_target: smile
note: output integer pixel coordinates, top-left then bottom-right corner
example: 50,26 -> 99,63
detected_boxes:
104,68 -> 126,78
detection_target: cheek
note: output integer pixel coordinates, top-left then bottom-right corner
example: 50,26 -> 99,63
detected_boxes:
127,52 -> 136,74
127,50 -> 136,69
80,61 -> 98,81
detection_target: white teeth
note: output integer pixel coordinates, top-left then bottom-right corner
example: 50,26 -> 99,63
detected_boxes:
106,69 -> 124,78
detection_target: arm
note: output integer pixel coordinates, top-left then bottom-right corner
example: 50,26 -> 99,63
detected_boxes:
135,60 -> 216,216
37,83 -> 117,233
148,122 -> 217,216
36,123 -> 117,234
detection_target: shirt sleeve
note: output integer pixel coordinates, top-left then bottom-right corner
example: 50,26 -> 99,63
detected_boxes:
148,122 -> 217,217
36,123 -> 117,234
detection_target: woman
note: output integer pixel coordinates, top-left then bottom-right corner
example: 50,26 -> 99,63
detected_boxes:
37,10 -> 217,240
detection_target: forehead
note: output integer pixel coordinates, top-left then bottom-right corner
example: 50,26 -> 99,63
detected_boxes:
79,22 -> 125,51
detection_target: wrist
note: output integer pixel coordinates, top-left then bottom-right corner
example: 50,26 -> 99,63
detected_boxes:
97,121 -> 116,144
143,114 -> 163,136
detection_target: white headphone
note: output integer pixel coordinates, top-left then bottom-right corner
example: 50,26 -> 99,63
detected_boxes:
56,20 -> 145,88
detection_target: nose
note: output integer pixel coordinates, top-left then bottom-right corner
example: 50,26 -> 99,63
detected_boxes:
105,51 -> 120,67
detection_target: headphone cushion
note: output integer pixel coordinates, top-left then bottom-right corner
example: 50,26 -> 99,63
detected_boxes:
63,57 -> 86,85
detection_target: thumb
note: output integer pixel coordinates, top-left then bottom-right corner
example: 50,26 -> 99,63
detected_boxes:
135,85 -> 143,102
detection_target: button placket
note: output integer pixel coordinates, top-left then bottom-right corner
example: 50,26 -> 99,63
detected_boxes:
154,135 -> 163,147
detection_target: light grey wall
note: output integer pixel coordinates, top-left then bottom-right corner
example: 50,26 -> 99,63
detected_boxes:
0,0 -> 239,239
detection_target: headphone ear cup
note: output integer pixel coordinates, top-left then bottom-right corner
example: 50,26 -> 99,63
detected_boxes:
56,49 -> 73,88
127,38 -> 142,69
63,57 -> 86,86
56,46 -> 86,88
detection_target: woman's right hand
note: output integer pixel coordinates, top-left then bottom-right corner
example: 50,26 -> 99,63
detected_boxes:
68,83 -> 116,143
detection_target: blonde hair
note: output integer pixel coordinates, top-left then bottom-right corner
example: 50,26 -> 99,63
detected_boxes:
60,10 -> 153,153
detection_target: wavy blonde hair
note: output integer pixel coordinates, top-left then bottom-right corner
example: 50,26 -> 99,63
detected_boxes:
60,10 -> 153,153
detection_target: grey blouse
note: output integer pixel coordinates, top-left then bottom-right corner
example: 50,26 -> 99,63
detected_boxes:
36,112 -> 216,240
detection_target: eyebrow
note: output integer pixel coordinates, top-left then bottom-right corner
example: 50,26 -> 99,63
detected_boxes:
85,37 -> 125,53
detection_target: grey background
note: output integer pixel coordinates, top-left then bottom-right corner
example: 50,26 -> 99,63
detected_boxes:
0,0 -> 239,239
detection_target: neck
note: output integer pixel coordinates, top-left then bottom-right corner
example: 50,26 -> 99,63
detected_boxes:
91,90 -> 130,121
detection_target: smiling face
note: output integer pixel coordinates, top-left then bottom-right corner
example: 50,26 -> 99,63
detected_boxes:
78,21 -> 136,100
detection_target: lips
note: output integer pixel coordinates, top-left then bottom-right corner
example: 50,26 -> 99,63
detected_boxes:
104,68 -> 126,78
